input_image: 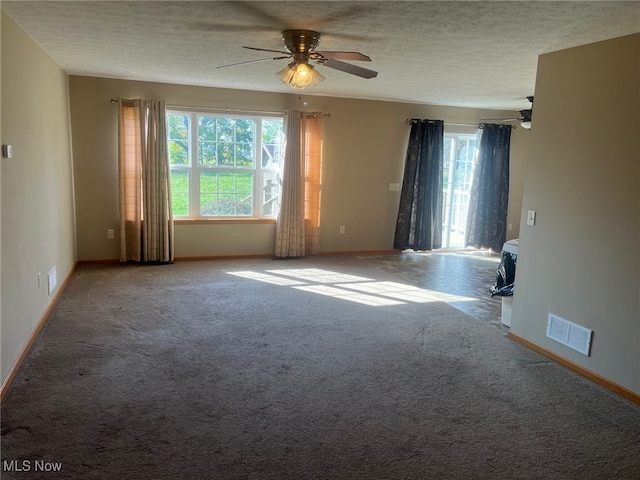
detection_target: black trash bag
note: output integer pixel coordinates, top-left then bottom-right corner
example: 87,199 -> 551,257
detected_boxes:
490,251 -> 516,297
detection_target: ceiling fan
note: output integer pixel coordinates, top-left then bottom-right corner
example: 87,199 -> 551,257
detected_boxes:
217,29 -> 378,90
483,96 -> 534,129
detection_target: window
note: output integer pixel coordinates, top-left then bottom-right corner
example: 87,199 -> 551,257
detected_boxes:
441,133 -> 478,248
167,111 -> 285,218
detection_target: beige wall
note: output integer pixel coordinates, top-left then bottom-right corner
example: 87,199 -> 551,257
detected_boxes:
69,76 -> 529,260
1,12 -> 76,385
511,34 -> 640,393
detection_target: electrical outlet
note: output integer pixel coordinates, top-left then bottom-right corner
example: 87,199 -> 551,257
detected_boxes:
38,272 -> 42,288
339,226 -> 346,234
107,229 -> 115,239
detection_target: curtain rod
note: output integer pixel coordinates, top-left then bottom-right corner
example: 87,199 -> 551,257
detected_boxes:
109,98 -> 279,115
167,106 -> 330,118
291,111 -> 331,118
111,99 -> 330,118
167,105 -> 284,115
405,119 -> 516,129
405,119 -> 479,127
110,97 -> 136,104
479,123 -> 517,130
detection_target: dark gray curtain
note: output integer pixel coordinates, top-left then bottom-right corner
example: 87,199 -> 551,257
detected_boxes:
394,119 -> 444,251
465,123 -> 512,252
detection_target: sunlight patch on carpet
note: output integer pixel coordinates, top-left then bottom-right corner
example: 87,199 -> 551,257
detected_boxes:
341,281 -> 475,303
227,268 -> 476,307
293,284 -> 404,306
227,271 -> 306,286
267,268 -> 373,284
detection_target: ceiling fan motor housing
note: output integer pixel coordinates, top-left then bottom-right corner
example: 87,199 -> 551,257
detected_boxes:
519,109 -> 532,122
282,30 -> 321,54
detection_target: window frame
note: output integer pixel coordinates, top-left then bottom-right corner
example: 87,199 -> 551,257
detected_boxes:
166,108 -> 284,220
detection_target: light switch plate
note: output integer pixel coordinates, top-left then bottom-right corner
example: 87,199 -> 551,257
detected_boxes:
527,210 -> 536,226
2,144 -> 13,158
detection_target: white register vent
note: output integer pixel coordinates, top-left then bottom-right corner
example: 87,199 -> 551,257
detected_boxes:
546,313 -> 593,356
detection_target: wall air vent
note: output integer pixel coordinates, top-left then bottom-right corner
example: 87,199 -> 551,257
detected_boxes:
546,313 -> 593,356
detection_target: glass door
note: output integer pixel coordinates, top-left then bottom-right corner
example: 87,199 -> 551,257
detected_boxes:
441,133 -> 478,249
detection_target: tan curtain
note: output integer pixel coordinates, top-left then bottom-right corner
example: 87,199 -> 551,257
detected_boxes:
118,99 -> 174,263
142,100 -> 174,262
304,115 -> 323,255
275,110 -> 323,257
118,100 -> 143,262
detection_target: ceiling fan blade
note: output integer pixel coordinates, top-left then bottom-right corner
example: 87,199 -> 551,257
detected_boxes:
242,46 -> 291,55
315,51 -> 371,61
217,56 -> 290,69
482,117 -> 520,121
322,59 -> 378,79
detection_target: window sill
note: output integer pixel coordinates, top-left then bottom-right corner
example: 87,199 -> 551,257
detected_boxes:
174,218 -> 277,225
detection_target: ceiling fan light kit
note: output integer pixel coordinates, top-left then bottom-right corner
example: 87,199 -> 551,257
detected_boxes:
276,53 -> 326,89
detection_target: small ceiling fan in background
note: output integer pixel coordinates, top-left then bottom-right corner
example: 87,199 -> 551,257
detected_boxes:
483,96 -> 534,129
217,29 -> 378,90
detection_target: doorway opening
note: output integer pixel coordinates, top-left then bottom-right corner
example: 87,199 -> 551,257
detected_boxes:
441,133 -> 478,249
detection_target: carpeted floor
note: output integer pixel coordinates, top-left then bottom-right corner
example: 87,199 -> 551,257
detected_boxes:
1,255 -> 639,479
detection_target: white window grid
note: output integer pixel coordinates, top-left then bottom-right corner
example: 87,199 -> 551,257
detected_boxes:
167,110 -> 284,219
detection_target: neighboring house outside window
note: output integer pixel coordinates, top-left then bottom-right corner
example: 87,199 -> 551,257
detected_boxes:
167,110 -> 285,219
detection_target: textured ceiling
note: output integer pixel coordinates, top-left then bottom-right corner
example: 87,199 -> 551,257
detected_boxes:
3,1 -> 639,111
